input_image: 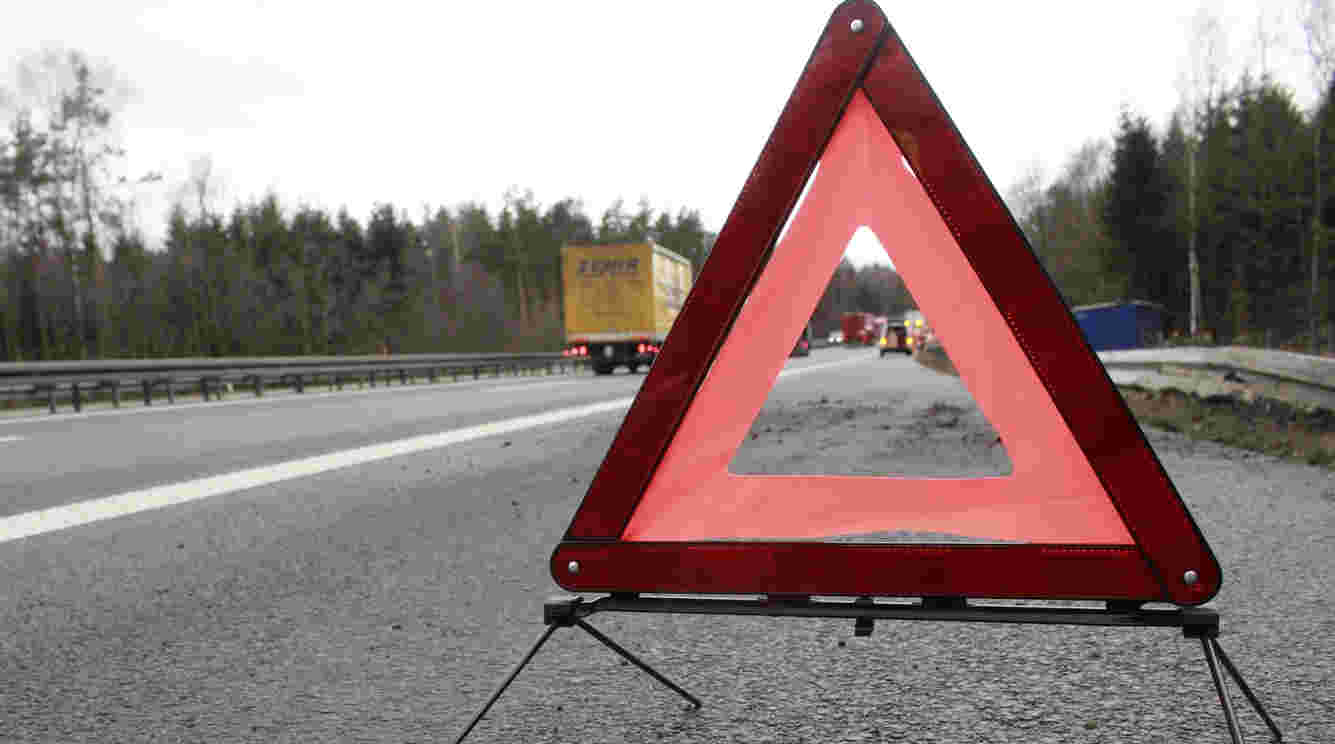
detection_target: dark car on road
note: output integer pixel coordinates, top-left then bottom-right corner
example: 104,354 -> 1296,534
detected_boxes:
879,323 -> 911,356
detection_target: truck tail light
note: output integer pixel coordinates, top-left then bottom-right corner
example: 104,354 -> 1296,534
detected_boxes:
637,343 -> 646,353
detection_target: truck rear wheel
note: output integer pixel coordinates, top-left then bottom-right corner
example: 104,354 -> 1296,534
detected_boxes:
593,362 -> 615,375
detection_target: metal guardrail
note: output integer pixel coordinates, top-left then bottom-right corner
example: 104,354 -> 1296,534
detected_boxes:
1098,346 -> 1335,412
10,344 -> 1329,417
0,353 -> 589,414
911,342 -> 1335,411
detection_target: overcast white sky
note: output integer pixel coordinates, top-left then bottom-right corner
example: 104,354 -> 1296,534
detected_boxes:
2,1 -> 1328,266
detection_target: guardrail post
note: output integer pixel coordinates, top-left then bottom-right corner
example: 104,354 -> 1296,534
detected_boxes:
72,383 -> 82,412
46,385 -> 56,414
428,367 -> 437,383
109,381 -> 120,408
473,366 -> 479,380
165,379 -> 175,404
369,371 -> 376,388
295,374 -> 304,393
399,369 -> 407,386
142,380 -> 152,406
252,375 -> 264,397
201,378 -> 211,402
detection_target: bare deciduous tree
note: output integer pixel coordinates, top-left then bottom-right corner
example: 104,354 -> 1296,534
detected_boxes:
1302,0 -> 1334,351
1176,6 -> 1230,336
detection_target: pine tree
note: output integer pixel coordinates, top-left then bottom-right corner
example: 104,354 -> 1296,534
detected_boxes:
1103,111 -> 1178,311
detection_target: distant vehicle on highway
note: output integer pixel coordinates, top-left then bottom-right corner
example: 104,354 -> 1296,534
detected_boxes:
560,241 -> 693,375
879,322 -> 911,356
828,330 -> 844,344
901,310 -> 929,349
1072,300 -> 1165,351
841,312 -> 878,345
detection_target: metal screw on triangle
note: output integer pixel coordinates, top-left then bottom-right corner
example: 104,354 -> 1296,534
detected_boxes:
568,561 -> 581,574
1184,570 -> 1199,585
850,18 -> 864,33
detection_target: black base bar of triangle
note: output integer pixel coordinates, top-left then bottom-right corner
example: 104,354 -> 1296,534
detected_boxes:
453,594 -> 1280,744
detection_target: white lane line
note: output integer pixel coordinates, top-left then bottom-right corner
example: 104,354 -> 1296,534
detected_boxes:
0,352 -> 873,544
482,380 -> 593,394
0,397 -> 634,545
0,435 -> 24,443
0,372 -> 600,428
0,353 -> 867,428
777,356 -> 872,378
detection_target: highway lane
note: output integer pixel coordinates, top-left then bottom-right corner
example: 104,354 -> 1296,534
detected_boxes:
4,345 -> 1329,743
0,365 -> 655,520
0,348 -> 880,526
0,345 -> 886,742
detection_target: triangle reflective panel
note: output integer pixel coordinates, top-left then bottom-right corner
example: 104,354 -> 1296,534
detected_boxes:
551,0 -> 1220,606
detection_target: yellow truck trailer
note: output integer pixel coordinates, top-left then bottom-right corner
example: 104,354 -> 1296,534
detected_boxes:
561,241 -> 693,375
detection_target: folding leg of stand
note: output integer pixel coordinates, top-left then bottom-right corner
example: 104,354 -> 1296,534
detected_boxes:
1213,641 -> 1282,742
453,596 -> 699,744
456,594 -> 1283,743
452,624 -> 559,744
1202,636 -> 1248,744
576,619 -> 701,707
1199,636 -> 1283,744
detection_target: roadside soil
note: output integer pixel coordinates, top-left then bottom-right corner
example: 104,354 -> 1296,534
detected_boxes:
915,342 -> 1335,469
1120,387 -> 1335,467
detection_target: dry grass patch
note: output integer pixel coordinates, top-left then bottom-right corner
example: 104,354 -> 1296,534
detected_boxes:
1121,387 -> 1335,468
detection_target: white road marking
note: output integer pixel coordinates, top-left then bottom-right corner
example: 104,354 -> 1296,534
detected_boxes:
482,380 -> 589,393
0,435 -> 24,443
0,352 -> 869,429
0,397 -> 634,545
776,356 -> 871,378
0,371 -> 602,428
0,351 -> 875,544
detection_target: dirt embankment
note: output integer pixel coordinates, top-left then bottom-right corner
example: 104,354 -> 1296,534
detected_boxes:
913,344 -> 1335,467
1120,387 -> 1335,466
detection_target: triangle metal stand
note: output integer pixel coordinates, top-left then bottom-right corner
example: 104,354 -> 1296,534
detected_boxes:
454,594 -> 1280,744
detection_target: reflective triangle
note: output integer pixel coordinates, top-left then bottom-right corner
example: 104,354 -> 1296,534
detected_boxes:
551,0 -> 1220,605
623,92 -> 1130,545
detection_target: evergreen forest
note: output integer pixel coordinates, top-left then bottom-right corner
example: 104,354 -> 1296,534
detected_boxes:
4,14 -> 1335,360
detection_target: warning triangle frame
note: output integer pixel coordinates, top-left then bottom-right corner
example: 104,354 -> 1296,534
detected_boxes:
550,0 -> 1220,606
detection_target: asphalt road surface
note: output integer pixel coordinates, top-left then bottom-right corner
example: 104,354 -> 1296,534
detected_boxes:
1,346 -> 1331,742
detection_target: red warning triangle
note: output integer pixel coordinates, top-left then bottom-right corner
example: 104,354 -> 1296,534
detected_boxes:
551,0 -> 1220,606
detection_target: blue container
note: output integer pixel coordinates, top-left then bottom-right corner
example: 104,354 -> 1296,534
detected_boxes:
1072,301 -> 1165,351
